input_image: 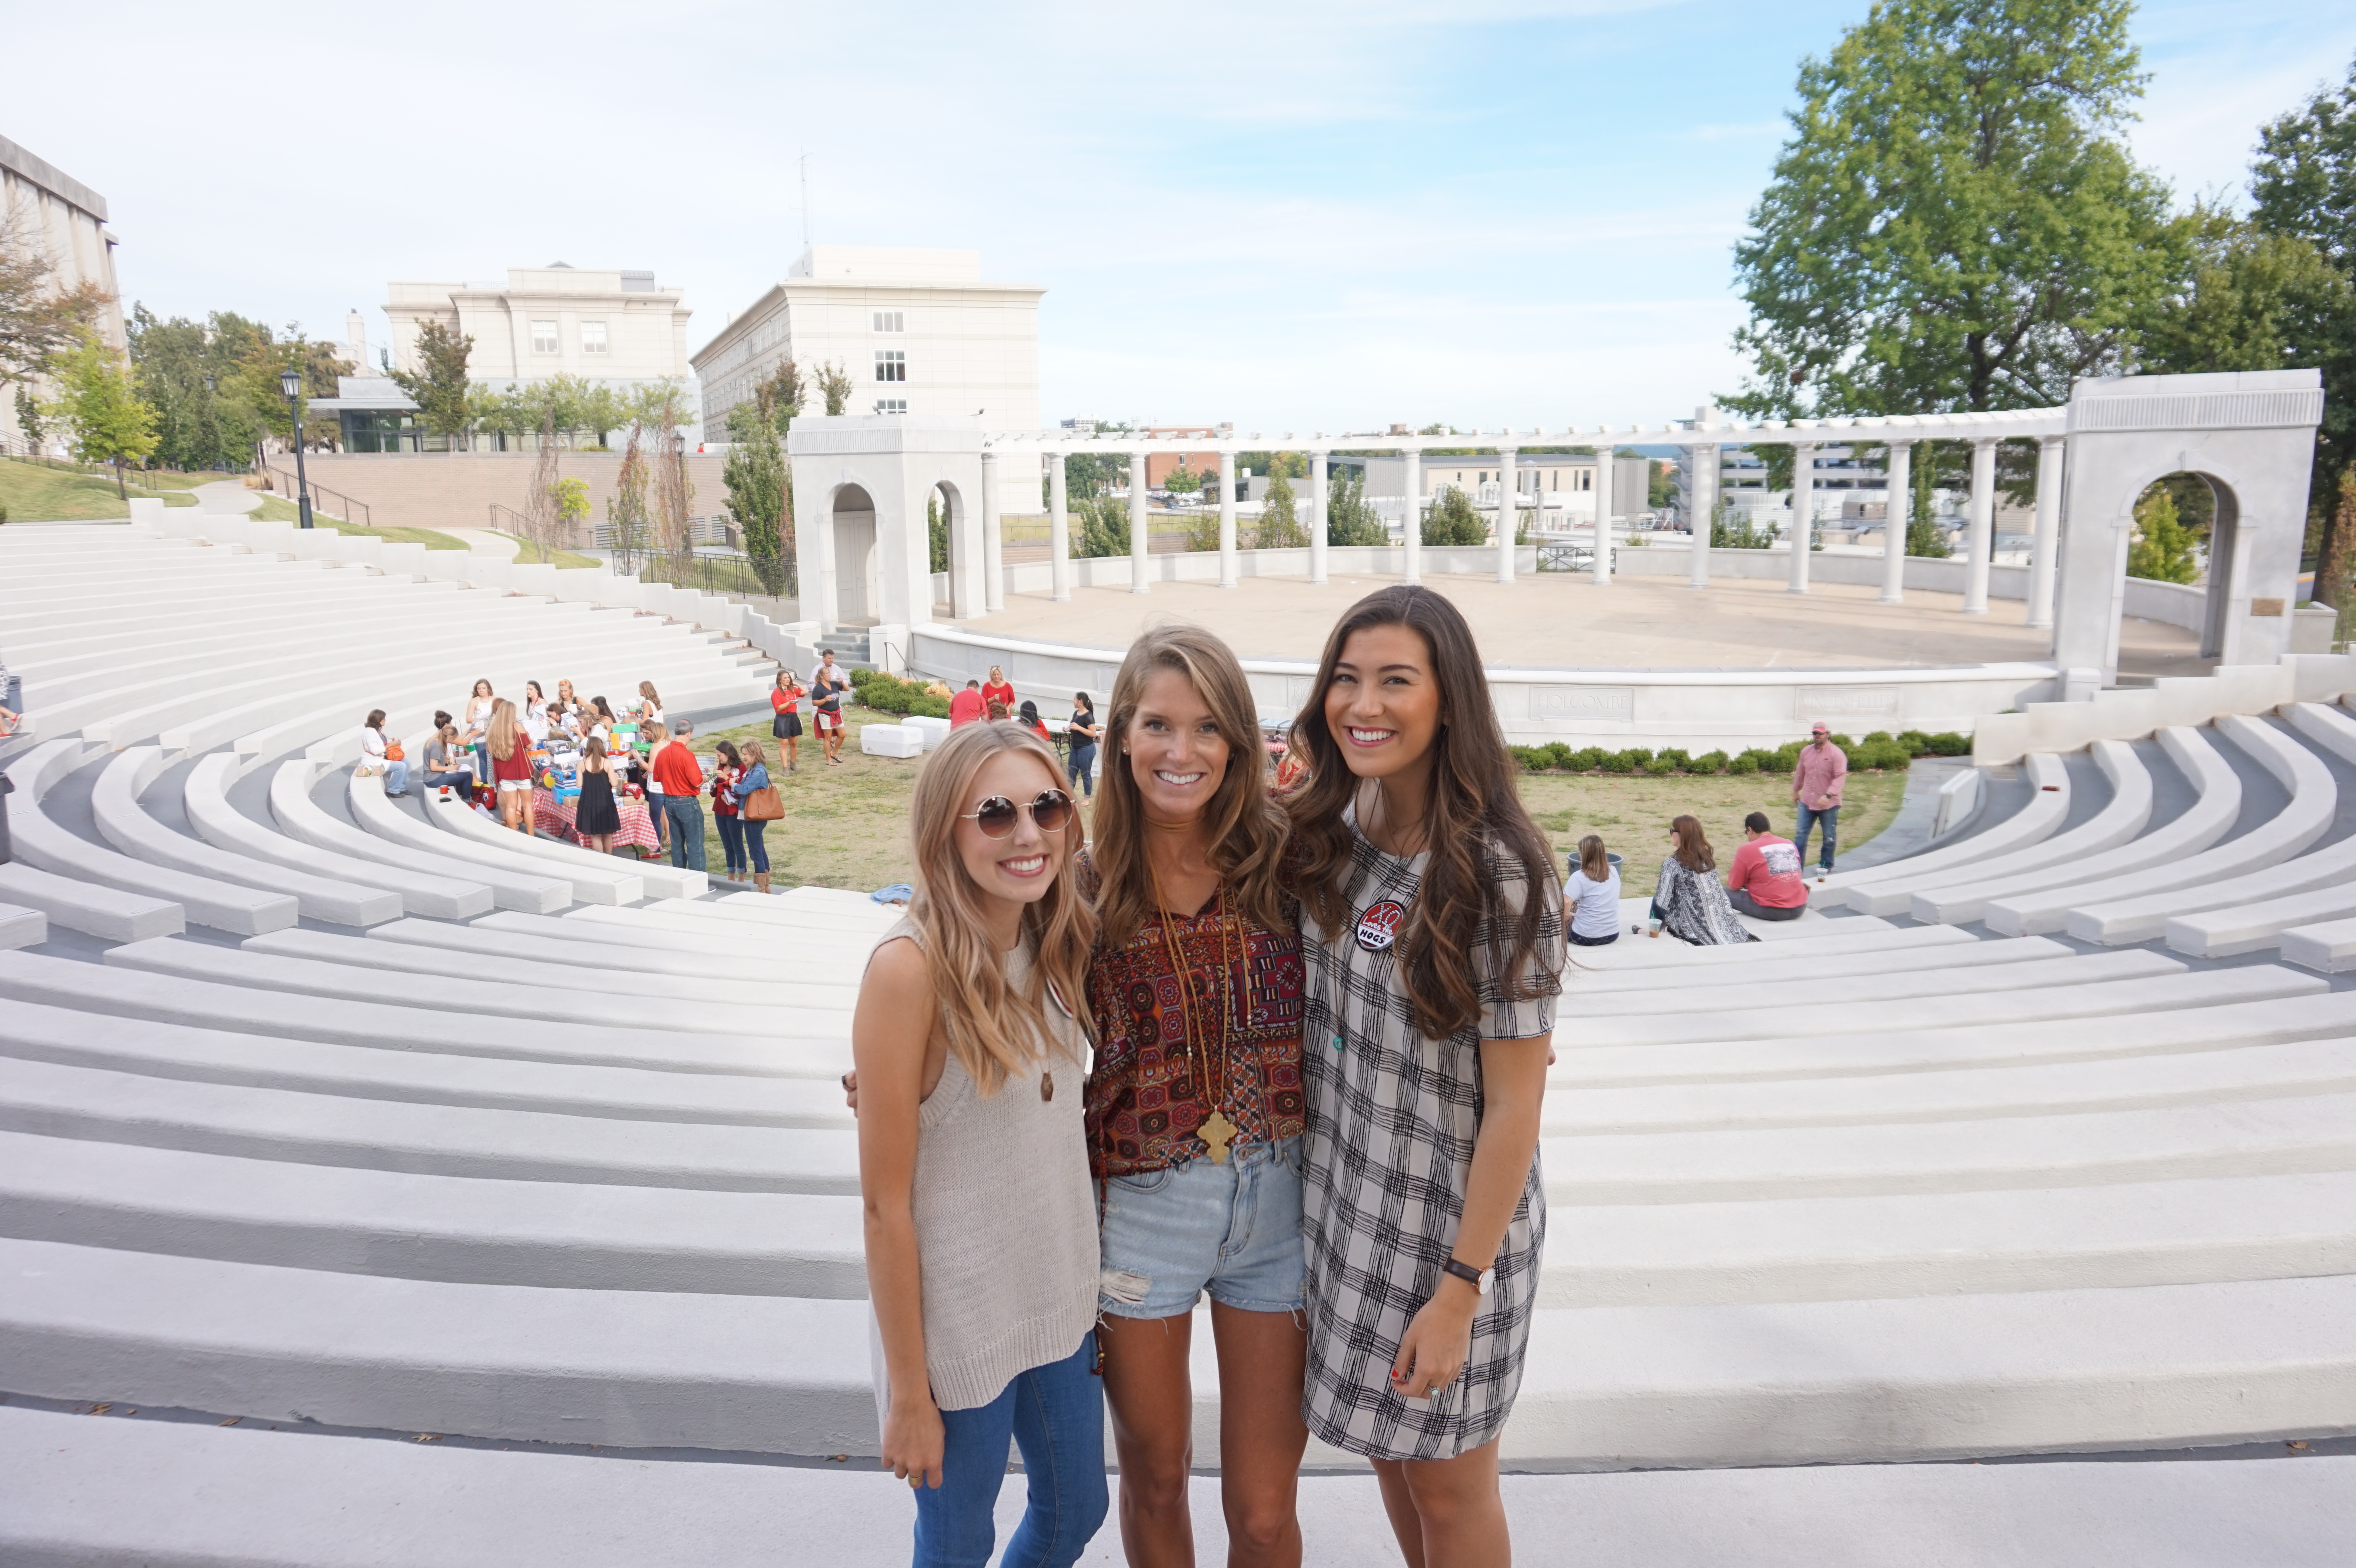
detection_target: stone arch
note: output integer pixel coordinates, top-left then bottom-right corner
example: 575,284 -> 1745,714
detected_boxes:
2103,460 -> 2251,664
931,479 -> 966,615
828,482 -> 878,625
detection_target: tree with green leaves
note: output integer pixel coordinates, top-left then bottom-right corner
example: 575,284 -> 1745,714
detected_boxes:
1729,0 -> 2177,421
1420,485 -> 1486,547
49,332 -> 158,495
14,382 -> 44,455
927,493 -> 950,574
1255,471 -> 1307,548
388,319 -> 475,449
723,367 -> 797,592
1325,465 -> 1388,546
815,360 -> 853,416
2127,484 -> 2199,582
1074,493 -> 1129,558
608,421 -> 652,569
0,197 -> 111,394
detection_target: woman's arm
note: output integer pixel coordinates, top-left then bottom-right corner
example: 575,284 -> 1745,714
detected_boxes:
1390,1033 -> 1548,1398
853,938 -> 947,1488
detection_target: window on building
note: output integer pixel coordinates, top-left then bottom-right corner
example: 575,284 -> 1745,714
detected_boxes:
531,320 -> 558,355
875,349 -> 906,383
580,320 -> 608,355
873,311 -> 904,333
874,398 -> 907,414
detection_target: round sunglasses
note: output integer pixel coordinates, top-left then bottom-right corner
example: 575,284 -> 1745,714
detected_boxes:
961,788 -> 1075,838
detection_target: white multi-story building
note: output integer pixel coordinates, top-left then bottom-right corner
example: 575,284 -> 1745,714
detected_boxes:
693,245 -> 1043,452
0,134 -> 123,458
384,265 -> 693,398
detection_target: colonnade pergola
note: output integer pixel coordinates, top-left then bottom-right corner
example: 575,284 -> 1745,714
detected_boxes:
785,370 -> 2324,689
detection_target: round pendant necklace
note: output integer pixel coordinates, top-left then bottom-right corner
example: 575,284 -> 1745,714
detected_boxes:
1149,859 -> 1244,1165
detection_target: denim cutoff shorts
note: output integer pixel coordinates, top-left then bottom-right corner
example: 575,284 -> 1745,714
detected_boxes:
1097,1135 -> 1305,1319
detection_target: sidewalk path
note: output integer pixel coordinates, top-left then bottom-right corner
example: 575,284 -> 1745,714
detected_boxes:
436,528 -> 523,558
190,481 -> 263,515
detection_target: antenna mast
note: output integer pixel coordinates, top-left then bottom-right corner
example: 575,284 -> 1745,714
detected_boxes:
798,154 -> 811,251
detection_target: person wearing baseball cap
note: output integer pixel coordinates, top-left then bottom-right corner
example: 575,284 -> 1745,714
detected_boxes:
1792,722 -> 1847,877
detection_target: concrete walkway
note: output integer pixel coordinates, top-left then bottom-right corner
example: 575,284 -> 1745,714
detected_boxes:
436,528 -> 522,558
189,480 -> 262,515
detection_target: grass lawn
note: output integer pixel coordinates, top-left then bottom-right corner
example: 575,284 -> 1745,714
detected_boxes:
0,458 -> 200,521
247,494 -> 469,550
681,707 -> 1913,898
504,536 -> 602,570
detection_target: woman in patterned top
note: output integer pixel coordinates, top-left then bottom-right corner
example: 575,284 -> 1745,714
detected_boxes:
1083,623 -> 1311,1568
1282,585 -> 1564,1564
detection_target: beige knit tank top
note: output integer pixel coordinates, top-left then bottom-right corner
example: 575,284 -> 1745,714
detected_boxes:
871,916 -> 1099,1413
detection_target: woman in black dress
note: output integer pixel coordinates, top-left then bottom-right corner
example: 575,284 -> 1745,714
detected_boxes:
576,734 -> 623,854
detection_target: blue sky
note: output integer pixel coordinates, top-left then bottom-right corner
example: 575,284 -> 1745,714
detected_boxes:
12,0 -> 2353,431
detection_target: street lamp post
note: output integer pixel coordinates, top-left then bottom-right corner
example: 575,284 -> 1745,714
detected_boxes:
279,367 -> 314,530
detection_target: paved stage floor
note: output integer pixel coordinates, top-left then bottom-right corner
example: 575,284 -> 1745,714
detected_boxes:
961,571 -> 2207,678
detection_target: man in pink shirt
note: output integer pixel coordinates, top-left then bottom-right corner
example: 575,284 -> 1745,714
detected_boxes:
1726,811 -> 1808,920
1792,721 -> 1848,875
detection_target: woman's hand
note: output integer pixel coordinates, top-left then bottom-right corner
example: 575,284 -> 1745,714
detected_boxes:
882,1393 -> 946,1489
841,1069 -> 861,1116
1390,1279 -> 1477,1400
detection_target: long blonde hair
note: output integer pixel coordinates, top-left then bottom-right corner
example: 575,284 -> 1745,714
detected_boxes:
906,723 -> 1096,1094
1091,623 -> 1289,945
488,699 -> 520,761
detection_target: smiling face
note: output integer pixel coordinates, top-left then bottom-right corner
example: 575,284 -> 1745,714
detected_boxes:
954,749 -> 1067,909
1127,667 -> 1230,826
1323,623 -> 1441,783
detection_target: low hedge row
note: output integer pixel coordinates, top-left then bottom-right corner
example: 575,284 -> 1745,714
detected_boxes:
1509,729 -> 1969,777
849,667 -> 952,719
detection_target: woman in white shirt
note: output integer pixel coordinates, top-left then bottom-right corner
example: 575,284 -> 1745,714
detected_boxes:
361,709 -> 409,797
523,681 -> 553,746
1563,833 -> 1621,947
462,679 -> 496,784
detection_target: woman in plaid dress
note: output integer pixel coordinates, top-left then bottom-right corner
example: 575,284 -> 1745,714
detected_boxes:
1284,586 -> 1564,1564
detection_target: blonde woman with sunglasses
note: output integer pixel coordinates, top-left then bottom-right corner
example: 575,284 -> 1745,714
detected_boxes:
855,722 -> 1107,1566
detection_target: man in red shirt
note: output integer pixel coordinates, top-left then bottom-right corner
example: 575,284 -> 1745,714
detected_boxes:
1726,810 -> 1808,920
1792,721 -> 1848,875
948,680 -> 987,728
650,718 -> 707,872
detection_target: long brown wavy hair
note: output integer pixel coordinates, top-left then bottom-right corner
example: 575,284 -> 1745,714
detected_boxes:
906,722 -> 1097,1094
1286,586 -> 1560,1039
1089,623 -> 1290,945
1670,814 -> 1715,872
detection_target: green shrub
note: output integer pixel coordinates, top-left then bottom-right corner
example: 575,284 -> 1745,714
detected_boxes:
1896,729 -> 1933,755
1544,742 -> 1577,770
1922,731 -> 1971,756
1691,749 -> 1729,774
1773,742 -> 1803,771
1511,745 -> 1552,772
1852,738 -> 1911,771
1596,749 -> 1636,775
852,670 -> 950,719
1829,732 -> 1855,750
1655,747 -> 1692,772
1725,751 -> 1759,775
1569,746 -> 1607,771
1643,756 -> 1678,776
1862,730 -> 1894,745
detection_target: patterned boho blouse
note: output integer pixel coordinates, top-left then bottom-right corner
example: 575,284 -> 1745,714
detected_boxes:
1079,854 -> 1307,1179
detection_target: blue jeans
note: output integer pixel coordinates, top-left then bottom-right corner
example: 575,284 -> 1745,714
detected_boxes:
423,770 -> 472,792
662,795 -> 706,870
744,817 -> 769,873
383,759 -> 409,794
1795,802 -> 1838,870
1066,742 -> 1096,798
714,813 -> 745,875
1097,1135 -> 1304,1319
914,1333 -> 1107,1568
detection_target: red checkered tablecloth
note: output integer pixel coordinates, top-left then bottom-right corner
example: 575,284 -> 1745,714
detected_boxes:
532,788 -> 661,854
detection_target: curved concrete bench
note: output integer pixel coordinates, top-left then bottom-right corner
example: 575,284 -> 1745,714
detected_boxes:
0,1129 -> 865,1297
1982,726 -> 2246,936
101,939 -> 837,1044
1549,981 -> 2356,1087
249,929 -> 849,1012
371,918 -> 861,992
1586,920 -> 1952,972
1833,751 -> 2071,909
0,998 -> 849,1127
1575,950 -> 2180,1021
0,903 -> 44,951
2280,916 -> 2356,974
2,740 -> 295,936
0,860 -> 181,942
557,904 -> 859,945
346,772 -> 618,907
0,1056 -> 858,1194
487,910 -> 803,960
185,754 -> 491,922
2158,704 -> 2356,955
1567,964 -> 2312,1050
2060,716 -> 2338,945
0,1236 -> 877,1455
272,764 -> 567,916
0,951 -> 845,1078
1901,740 -> 2154,924
91,749 -> 401,929
421,790 -> 668,904
1574,936 -> 2071,996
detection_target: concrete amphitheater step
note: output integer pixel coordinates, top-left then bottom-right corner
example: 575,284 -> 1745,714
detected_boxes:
101,938 -> 838,1042
0,904 -> 45,951
1830,751 -> 2072,906
0,951 -> 847,1078
273,762 -> 571,916
92,749 -> 402,928
1550,985 -> 2356,1087
1568,961 -> 2290,1050
421,784 -> 701,902
244,928 -> 849,1011
2281,916 -> 2356,974
1573,949 -> 2169,1018
1896,739 -> 2155,922
1581,918 -> 1954,971
554,901 -> 889,945
0,861 -> 182,942
368,918 -> 858,990
0,1055 -> 858,1193
485,908 -> 829,955
0,998 -> 849,1125
1572,934 -> 2072,994
0,1130 -> 865,1296
345,771 -> 637,906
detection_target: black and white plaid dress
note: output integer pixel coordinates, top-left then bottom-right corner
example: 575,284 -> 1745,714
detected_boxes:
1298,816 -> 1563,1460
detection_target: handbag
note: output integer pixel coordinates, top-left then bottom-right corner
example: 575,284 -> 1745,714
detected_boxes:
384,741 -> 405,762
743,785 -> 784,821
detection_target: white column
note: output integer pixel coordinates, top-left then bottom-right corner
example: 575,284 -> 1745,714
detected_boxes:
1786,442 -> 1815,594
1309,449 -> 1330,585
1686,444 -> 1717,588
1590,446 -> 1614,586
1879,442 -> 1911,605
1217,448 -> 1238,588
980,450 -> 1004,613
1047,450 -> 1071,603
2028,435 -> 2065,631
1128,449 -> 1150,594
1495,446 -> 1518,584
1963,436 -> 1997,615
1402,447 -> 1422,585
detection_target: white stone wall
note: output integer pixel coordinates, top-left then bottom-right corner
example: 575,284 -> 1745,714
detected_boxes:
0,135 -> 123,456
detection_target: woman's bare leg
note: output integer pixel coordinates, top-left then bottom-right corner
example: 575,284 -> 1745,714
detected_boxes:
1099,1310 -> 1197,1568
1210,1302 -> 1309,1568
1368,1441 -> 1508,1568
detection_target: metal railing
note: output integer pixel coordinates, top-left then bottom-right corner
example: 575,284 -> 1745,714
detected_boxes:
636,552 -> 797,602
269,465 -> 372,529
